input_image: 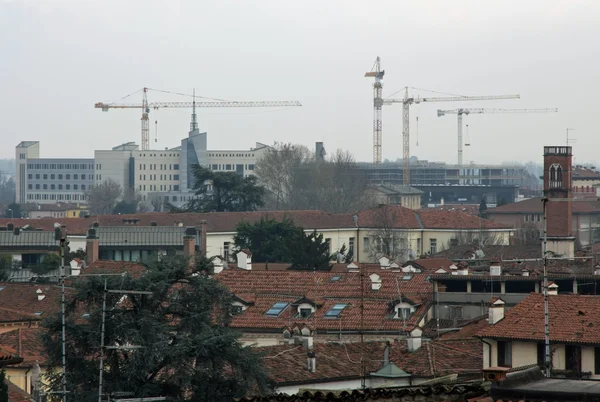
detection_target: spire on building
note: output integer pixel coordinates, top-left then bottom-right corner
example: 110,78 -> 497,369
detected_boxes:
190,88 -> 198,132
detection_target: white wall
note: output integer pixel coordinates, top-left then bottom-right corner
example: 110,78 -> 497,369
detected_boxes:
512,341 -> 537,368
132,150 -> 181,200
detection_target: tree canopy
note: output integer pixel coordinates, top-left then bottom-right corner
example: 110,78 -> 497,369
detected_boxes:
86,179 -> 123,215
3,202 -> 21,219
179,166 -> 265,213
233,218 -> 334,270
42,256 -> 269,401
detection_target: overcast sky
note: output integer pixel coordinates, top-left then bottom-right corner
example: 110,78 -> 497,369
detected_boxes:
1,0 -> 598,166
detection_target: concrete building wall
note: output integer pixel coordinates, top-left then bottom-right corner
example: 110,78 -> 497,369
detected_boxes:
132,150 -> 181,200
206,143 -> 269,178
94,148 -> 135,194
25,158 -> 94,204
15,141 -> 40,204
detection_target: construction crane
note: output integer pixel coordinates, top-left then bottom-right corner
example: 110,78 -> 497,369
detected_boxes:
437,108 -> 559,166
364,57 -> 385,164
384,89 -> 520,185
95,87 -> 302,150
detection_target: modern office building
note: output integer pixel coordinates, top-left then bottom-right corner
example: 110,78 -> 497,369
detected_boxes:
15,141 -> 94,204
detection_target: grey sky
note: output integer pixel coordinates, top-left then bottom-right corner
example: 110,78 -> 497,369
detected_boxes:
1,0 -> 598,165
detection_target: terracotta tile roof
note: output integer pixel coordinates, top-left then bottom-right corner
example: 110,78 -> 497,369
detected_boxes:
0,327 -> 47,366
0,307 -> 40,324
573,167 -> 600,179
407,258 -> 457,273
437,316 -> 490,340
489,197 -> 600,215
0,350 -> 24,366
418,210 -> 507,229
0,205 -> 513,236
259,339 -> 482,385
8,381 -> 31,402
216,270 -> 433,333
433,245 -> 541,261
82,261 -> 147,279
423,204 -> 481,216
0,283 -> 70,317
477,293 -> 600,344
238,384 -> 489,402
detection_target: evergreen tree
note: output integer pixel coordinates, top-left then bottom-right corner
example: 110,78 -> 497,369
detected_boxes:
42,256 -> 269,402
182,166 -> 265,213
288,230 -> 333,271
233,218 -> 300,263
479,199 -> 488,218
0,369 -> 8,402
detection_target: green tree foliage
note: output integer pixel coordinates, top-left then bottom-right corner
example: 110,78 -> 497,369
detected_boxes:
112,200 -> 138,215
479,199 -> 488,218
0,174 -> 15,206
86,179 -> 123,215
288,230 -> 333,271
181,166 -> 265,213
0,255 -> 13,281
233,218 -> 299,263
233,219 -> 333,270
3,202 -> 21,218
42,256 -> 269,402
32,253 -> 61,275
0,369 -> 8,402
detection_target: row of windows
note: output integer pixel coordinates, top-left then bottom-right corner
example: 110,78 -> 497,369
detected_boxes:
525,214 -> 542,222
28,163 -> 93,170
208,153 -> 254,158
209,164 -> 255,171
138,164 -> 179,171
28,173 -> 92,181
137,153 -> 177,158
29,184 -> 86,191
27,193 -> 86,201
139,174 -> 179,181
139,184 -> 180,192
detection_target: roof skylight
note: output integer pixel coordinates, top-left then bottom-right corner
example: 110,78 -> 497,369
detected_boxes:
324,303 -> 348,318
265,302 -> 289,317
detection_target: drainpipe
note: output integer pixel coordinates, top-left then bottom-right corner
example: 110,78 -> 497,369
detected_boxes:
480,338 -> 493,370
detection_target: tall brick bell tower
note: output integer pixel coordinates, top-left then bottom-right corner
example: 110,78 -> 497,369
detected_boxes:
543,146 -> 575,258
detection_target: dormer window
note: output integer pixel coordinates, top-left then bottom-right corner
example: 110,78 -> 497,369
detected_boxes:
324,303 -> 348,318
230,305 -> 244,316
265,302 -> 289,317
393,302 -> 415,319
299,308 -> 312,318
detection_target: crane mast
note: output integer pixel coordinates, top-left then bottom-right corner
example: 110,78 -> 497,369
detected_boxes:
364,57 -> 385,164
96,88 -> 302,150
384,92 -> 520,184
437,108 -> 558,165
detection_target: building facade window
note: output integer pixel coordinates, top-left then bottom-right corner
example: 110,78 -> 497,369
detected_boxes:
348,237 -> 355,259
223,242 -> 230,262
498,341 -> 512,367
565,345 -> 582,376
429,239 -> 437,254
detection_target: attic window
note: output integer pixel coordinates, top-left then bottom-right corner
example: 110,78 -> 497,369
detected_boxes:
34,312 -> 43,316
402,275 -> 413,281
299,308 -> 313,318
330,275 -> 341,282
265,302 -> 289,317
230,305 -> 243,316
324,303 -> 348,318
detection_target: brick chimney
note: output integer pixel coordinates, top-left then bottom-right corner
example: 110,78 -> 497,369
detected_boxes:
548,282 -> 558,296
199,220 -> 207,256
85,228 -> 99,266
183,227 -> 197,261
236,250 -> 252,270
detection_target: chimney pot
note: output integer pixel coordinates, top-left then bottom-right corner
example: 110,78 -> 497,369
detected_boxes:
488,297 -> 505,324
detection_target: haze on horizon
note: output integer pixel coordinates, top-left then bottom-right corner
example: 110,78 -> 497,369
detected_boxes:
0,0 -> 598,166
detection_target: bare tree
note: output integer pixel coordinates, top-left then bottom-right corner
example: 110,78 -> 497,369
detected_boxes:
254,142 -> 313,209
365,205 -> 410,263
86,179 -> 123,215
292,149 -> 373,214
513,222 -> 542,246
441,229 -> 507,251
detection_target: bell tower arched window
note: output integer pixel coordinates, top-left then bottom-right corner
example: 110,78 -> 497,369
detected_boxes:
550,163 -> 563,188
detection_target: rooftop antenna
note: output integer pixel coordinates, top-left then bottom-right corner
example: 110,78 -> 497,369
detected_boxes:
566,128 -> 576,146
190,88 -> 198,132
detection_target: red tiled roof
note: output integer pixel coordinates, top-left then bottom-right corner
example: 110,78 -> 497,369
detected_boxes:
0,327 -> 48,366
573,167 -> 600,180
422,205 -> 480,216
477,293 -> 600,344
408,258 -> 457,273
418,209 -> 507,229
259,339 -> 482,384
0,205 -> 512,235
433,245 -> 541,261
0,350 -> 24,366
0,307 -> 40,324
83,261 -> 146,279
438,316 -> 490,340
0,283 -> 70,317
216,270 -> 432,333
8,381 -> 31,402
489,197 -> 600,215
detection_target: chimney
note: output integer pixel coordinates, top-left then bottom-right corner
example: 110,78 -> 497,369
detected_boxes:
36,288 -> 45,301
307,350 -> 316,373
383,342 -> 390,365
369,273 -> 382,291
183,227 -> 197,261
488,297 -> 505,325
85,228 -> 99,266
490,258 -> 502,276
407,336 -> 422,352
548,282 -> 558,296
199,220 -> 207,256
237,250 -> 252,270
